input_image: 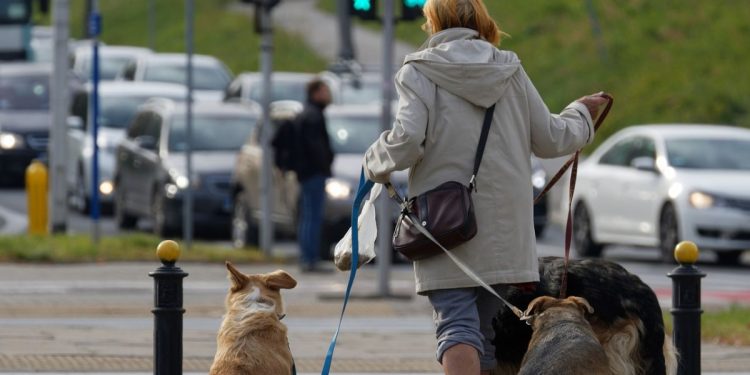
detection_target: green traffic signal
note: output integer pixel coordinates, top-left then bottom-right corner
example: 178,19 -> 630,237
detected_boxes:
351,0 -> 378,20
402,0 -> 425,20
354,0 -> 373,11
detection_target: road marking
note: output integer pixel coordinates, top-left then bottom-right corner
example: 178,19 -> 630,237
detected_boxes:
0,205 -> 26,235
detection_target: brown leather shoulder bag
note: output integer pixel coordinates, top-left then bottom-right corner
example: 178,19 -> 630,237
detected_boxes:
390,104 -> 496,261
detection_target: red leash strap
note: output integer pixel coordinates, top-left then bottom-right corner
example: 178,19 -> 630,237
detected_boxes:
534,94 -> 614,298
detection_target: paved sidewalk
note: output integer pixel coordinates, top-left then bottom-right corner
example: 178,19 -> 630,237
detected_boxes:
1,262 -> 749,373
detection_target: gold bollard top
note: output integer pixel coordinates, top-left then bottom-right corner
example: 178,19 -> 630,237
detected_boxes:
156,240 -> 181,263
674,241 -> 699,264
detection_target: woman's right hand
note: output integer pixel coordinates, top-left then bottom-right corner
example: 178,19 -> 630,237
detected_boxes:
577,92 -> 609,120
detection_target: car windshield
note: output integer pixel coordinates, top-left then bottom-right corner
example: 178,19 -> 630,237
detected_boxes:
338,80 -> 381,105
326,115 -> 381,154
144,63 -> 230,91
249,80 -> 307,103
0,73 -> 50,110
99,95 -> 167,129
168,115 -> 255,152
666,138 -> 750,171
80,55 -> 136,80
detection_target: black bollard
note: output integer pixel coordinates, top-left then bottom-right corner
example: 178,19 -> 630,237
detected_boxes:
150,240 -> 188,375
668,241 -> 706,375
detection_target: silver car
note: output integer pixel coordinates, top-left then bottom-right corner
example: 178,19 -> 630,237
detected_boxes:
65,81 -> 187,213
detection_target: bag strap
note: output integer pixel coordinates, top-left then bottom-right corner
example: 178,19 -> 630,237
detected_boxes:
469,104 -> 496,191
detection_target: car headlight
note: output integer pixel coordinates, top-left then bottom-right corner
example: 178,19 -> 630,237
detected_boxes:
326,179 -> 352,200
689,191 -> 714,209
0,132 -> 25,150
531,168 -> 547,189
99,180 -> 114,195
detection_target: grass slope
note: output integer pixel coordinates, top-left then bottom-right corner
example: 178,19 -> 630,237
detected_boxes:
319,0 -> 750,149
38,0 -> 327,74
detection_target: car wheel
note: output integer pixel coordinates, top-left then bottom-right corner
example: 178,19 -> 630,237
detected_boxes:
573,203 -> 604,258
114,187 -> 137,229
231,191 -> 258,248
152,190 -> 176,237
716,250 -> 743,266
72,167 -> 90,214
659,203 -> 680,264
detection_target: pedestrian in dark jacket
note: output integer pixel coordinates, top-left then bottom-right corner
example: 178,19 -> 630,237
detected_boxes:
296,79 -> 334,272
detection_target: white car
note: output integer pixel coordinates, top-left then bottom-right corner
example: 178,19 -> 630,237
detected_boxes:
573,124 -> 750,265
118,53 -> 233,101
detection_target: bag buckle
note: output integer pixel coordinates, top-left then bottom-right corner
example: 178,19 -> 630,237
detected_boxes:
469,175 -> 477,192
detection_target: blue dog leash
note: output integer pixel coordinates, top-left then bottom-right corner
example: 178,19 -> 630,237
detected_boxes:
321,169 -> 374,375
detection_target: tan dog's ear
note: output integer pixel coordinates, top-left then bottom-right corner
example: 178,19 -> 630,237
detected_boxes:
522,296 -> 556,320
265,270 -> 297,290
567,296 -> 595,315
226,262 -> 249,292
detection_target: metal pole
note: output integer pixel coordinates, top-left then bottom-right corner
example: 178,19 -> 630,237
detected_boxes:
150,240 -> 187,375
182,0 -> 194,249
336,0 -> 355,61
89,1 -> 101,244
377,0 -> 395,297
259,3 -> 275,256
49,0 -> 70,234
668,241 -> 705,375
148,0 -> 156,50
584,0 -> 608,62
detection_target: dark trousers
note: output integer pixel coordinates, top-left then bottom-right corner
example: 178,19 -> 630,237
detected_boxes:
298,174 -> 326,266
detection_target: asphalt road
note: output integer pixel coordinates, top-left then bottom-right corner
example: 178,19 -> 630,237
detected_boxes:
1,186 -> 749,307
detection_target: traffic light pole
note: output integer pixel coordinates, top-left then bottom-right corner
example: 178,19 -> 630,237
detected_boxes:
336,0 -> 355,61
259,1 -> 275,256
183,0 -> 195,249
49,0 -> 70,234
376,0 -> 395,297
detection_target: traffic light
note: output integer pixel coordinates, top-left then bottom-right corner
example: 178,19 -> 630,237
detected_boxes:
351,0 -> 378,21
402,0 -> 425,21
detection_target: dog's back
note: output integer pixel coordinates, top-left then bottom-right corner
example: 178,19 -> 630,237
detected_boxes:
519,296 -> 611,375
209,264 -> 297,375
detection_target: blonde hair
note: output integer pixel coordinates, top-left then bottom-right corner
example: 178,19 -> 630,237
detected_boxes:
422,0 -> 505,45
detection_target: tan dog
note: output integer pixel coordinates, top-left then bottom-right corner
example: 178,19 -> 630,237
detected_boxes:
518,296 -> 612,375
209,262 -> 297,375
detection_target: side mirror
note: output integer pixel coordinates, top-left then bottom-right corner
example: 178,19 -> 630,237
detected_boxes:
67,116 -> 83,130
631,156 -> 658,173
134,135 -> 157,151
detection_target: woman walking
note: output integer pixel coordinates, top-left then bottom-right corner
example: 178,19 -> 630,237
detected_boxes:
362,0 -> 608,374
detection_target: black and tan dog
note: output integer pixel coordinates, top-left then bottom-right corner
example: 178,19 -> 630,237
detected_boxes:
518,296 -> 611,375
494,257 -> 677,375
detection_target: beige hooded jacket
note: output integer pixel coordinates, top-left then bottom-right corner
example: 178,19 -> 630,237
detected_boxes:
363,28 -> 594,293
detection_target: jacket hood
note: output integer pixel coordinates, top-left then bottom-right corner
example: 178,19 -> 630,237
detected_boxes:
403,28 -> 521,108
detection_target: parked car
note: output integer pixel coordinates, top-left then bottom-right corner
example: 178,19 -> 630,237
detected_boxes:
113,99 -> 259,235
117,53 -> 232,101
224,72 -> 314,105
66,81 -> 188,213
70,45 -> 151,82
0,63 -> 51,186
572,124 -> 750,265
320,71 -> 383,105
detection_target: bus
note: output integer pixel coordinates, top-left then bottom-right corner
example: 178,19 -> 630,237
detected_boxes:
0,0 -> 32,61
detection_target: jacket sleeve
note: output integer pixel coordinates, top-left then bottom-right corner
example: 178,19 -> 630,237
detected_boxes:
523,67 -> 595,158
363,65 -> 429,183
